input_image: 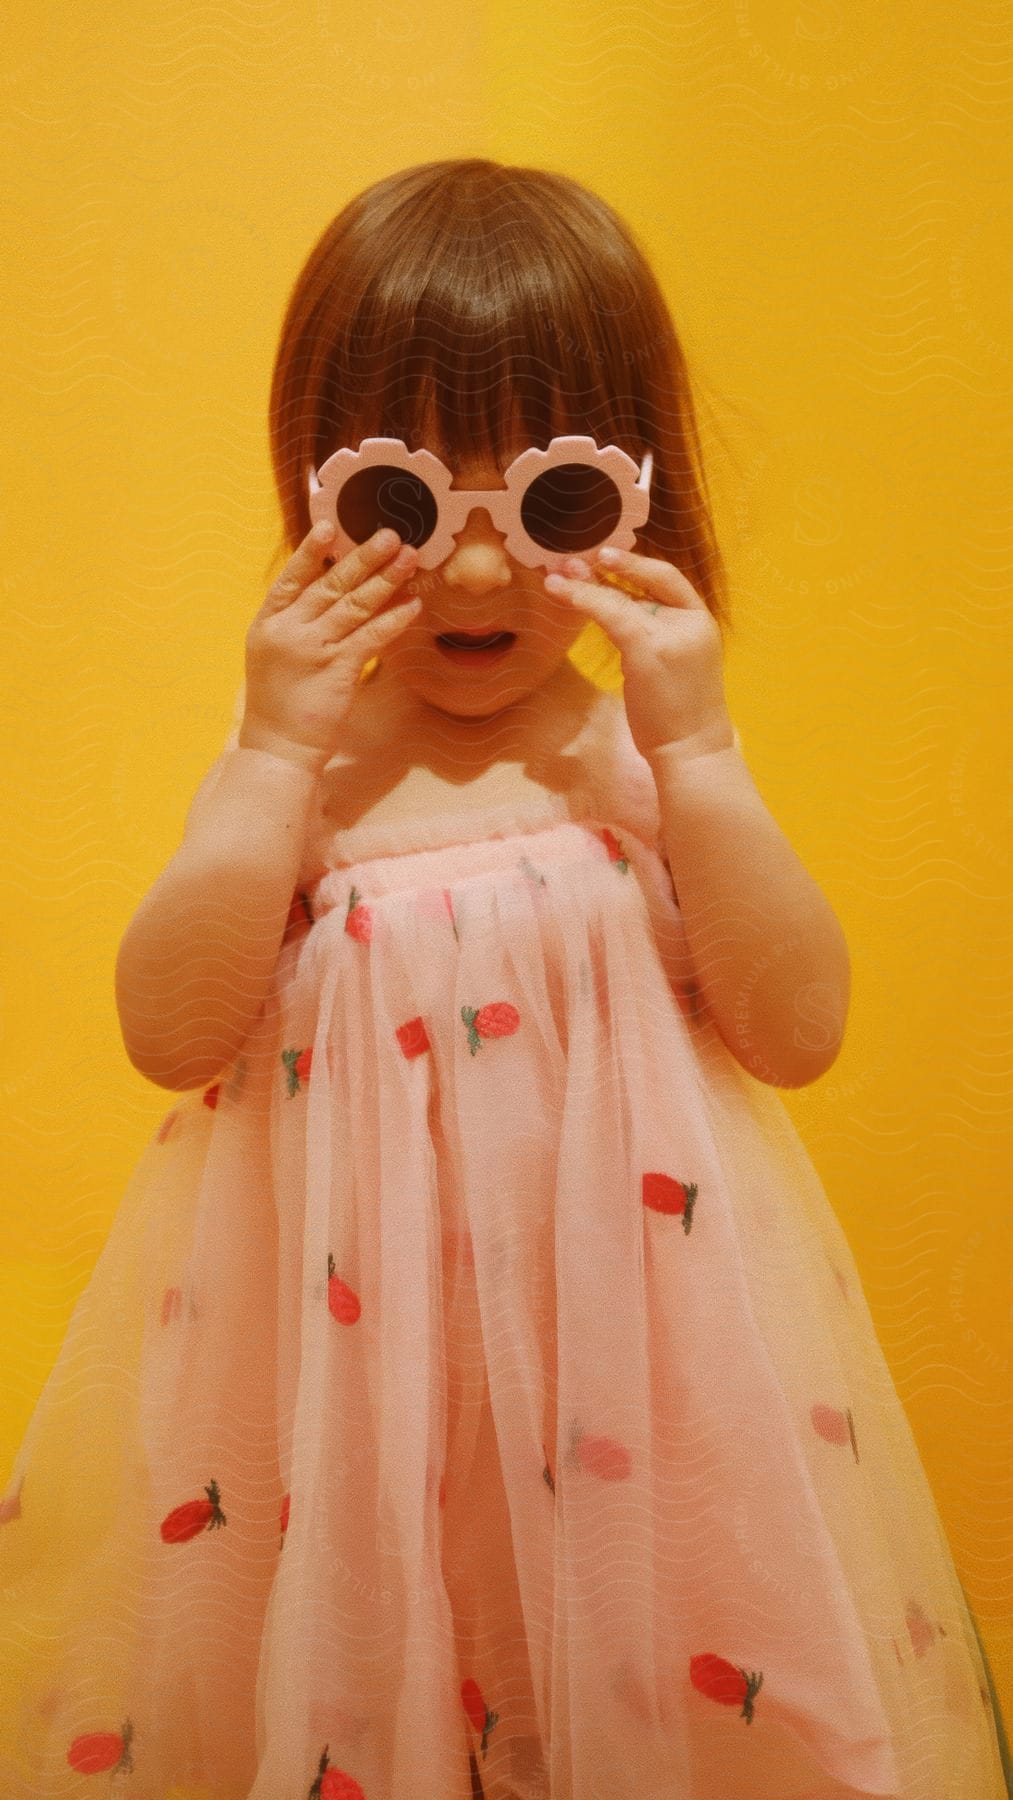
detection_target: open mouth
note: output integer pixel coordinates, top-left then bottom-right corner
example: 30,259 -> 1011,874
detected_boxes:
437,631 -> 513,647
435,631 -> 516,665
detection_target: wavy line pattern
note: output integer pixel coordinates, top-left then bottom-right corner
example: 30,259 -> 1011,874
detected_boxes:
1,0 -> 1010,1791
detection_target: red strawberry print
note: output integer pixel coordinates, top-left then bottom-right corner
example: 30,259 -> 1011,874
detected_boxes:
396,1015 -> 431,1059
577,1434 -> 632,1482
469,1749 -> 485,1797
642,1170 -> 698,1234
601,827 -> 629,873
461,1676 -> 500,1758
282,1044 -> 313,1096
810,1401 -> 860,1462
66,1718 -> 134,1775
202,1083 -> 220,1110
906,1598 -> 937,1658
460,1000 -> 520,1056
345,885 -> 373,943
542,1442 -> 555,1495
0,1474 -> 24,1525
327,1252 -> 361,1325
280,1491 -> 291,1549
567,1418 -> 632,1481
159,1477 -> 226,1543
156,1108 -> 180,1144
308,1745 -> 366,1798
689,1652 -> 764,1723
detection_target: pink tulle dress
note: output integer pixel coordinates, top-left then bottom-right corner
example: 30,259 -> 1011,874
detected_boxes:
1,692 -> 1008,1800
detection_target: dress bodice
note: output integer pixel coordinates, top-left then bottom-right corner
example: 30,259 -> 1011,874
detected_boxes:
294,690 -> 674,881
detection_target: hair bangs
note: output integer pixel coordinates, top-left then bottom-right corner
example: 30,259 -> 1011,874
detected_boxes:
266,159 -> 730,645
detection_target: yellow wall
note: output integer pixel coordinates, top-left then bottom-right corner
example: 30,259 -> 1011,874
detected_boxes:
2,0 -> 1009,1729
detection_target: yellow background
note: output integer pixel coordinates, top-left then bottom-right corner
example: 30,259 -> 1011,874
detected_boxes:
2,0 -> 1010,1733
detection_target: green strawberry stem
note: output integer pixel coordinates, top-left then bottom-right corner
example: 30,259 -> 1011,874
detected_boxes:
480,1704 -> 499,1758
682,1181 -> 698,1232
461,1005 -> 482,1054
741,1668 -> 764,1723
281,1047 -> 302,1097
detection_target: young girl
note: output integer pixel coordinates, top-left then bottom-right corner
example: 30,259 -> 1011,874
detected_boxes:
1,159 -> 1008,1800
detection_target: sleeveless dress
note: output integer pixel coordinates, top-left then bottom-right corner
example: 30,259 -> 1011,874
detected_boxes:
1,694 -> 1009,1800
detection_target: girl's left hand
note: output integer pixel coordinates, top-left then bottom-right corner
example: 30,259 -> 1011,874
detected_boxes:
546,548 -> 735,766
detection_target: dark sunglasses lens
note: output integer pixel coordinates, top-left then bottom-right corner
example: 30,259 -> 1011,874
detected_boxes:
521,464 -> 623,554
336,466 -> 438,550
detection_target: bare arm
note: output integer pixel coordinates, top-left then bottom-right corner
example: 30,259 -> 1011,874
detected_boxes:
650,741 -> 851,1089
114,745 -> 320,1091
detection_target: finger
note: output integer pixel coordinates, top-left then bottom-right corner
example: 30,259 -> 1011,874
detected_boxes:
306,536 -> 419,625
263,520 -> 343,612
543,568 -> 655,644
594,567 -> 652,600
593,546 -> 706,610
345,592 -> 422,666
593,567 -> 667,617
269,525 -> 402,617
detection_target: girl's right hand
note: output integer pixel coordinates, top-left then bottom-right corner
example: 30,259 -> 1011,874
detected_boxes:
239,524 -> 421,774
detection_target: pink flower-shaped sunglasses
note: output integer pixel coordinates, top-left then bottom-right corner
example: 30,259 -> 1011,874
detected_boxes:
307,436 -> 654,576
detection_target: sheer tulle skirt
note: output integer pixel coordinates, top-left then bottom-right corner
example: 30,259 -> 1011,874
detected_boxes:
1,819 -> 1008,1798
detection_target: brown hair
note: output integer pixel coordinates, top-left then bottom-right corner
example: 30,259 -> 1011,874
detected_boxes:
265,159 -> 731,684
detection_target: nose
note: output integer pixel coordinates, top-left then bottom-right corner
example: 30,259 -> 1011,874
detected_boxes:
440,505 -> 513,592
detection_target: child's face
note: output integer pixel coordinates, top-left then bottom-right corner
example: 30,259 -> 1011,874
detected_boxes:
371,428 -> 592,727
